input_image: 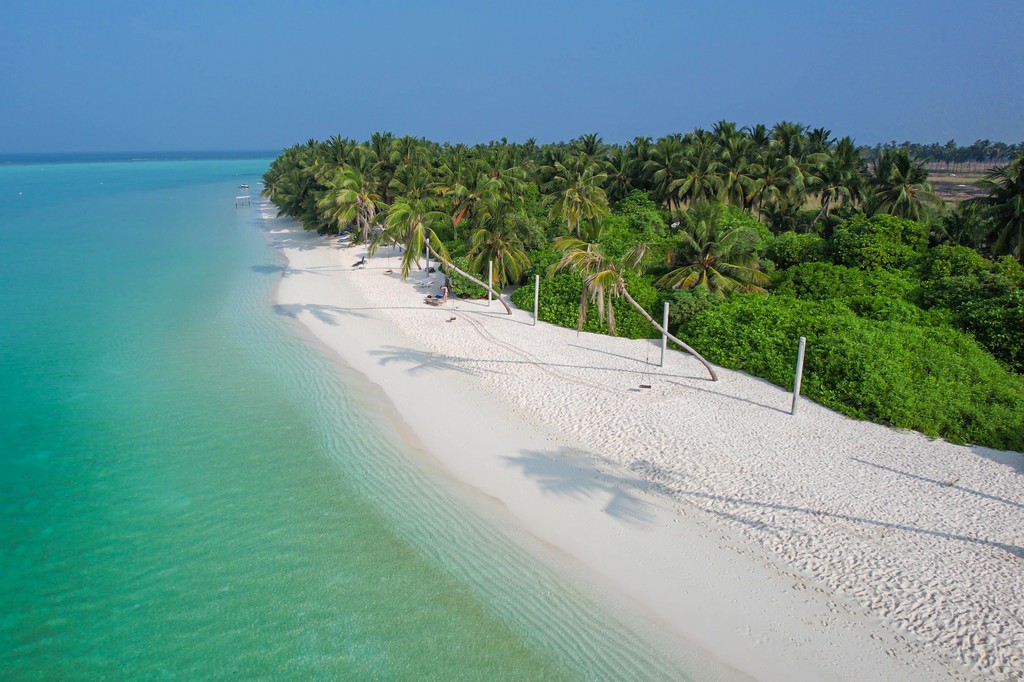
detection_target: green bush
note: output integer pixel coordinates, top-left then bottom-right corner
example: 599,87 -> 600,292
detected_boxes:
922,244 -> 992,280
766,232 -> 827,270
830,213 -> 929,270
522,248 -> 562,279
664,287 -> 721,330
679,294 -> 1024,450
445,256 -> 488,299
718,204 -> 774,256
510,271 -> 660,339
772,262 -> 917,303
921,269 -> 1024,373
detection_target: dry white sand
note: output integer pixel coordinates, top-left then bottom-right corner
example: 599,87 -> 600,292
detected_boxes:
267,211 -> 1023,681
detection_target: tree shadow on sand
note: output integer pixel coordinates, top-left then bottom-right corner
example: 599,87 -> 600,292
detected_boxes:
664,379 -> 789,414
503,448 -> 667,525
368,345 -> 498,378
658,481 -> 1024,560
852,457 -> 1024,511
272,303 -> 371,326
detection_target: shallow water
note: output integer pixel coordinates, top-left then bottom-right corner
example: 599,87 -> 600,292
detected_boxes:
0,156 -> 710,680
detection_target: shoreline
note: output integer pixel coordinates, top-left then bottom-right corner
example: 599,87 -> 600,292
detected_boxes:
266,208 -> 1022,680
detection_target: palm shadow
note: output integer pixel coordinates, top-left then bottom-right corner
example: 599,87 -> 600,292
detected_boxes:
368,345 -> 497,377
566,342 -> 705,381
665,379 -> 789,414
503,448 -> 662,525
852,457 -> 1024,511
272,303 -> 371,326
663,482 -> 1024,559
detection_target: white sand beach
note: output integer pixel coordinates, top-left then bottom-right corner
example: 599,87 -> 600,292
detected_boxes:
266,209 -> 1023,681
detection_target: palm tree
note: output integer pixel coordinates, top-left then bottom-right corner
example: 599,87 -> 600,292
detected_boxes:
973,151 -> 1024,261
438,162 -> 500,240
935,201 -> 989,249
671,132 -> 722,205
370,199 -> 512,314
604,147 -> 634,203
468,198 -> 532,289
317,165 -> 383,242
749,153 -> 794,222
546,160 -> 609,236
717,135 -> 758,208
866,149 -> 939,220
550,233 -> 718,381
645,134 -> 686,215
813,136 -> 865,224
657,202 -> 770,296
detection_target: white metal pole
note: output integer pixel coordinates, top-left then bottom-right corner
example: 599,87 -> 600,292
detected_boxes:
660,302 -> 669,367
791,336 -> 807,415
533,274 -> 540,326
425,241 -> 430,275
488,261 -> 493,306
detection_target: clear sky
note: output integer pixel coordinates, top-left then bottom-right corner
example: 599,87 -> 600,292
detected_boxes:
2,0 -> 1022,153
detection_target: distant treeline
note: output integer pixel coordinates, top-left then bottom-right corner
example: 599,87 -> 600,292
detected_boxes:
863,139 -> 1022,172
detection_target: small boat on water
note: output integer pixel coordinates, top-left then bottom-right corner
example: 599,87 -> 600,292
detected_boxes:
239,183 -> 249,189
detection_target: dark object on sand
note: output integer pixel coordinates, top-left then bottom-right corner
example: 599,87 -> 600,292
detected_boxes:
353,256 -> 367,268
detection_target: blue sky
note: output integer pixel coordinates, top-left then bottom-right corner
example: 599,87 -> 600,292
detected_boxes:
2,0 -> 1022,152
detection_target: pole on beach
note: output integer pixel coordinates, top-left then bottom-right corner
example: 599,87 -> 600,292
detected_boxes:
533,275 -> 540,326
425,241 -> 430,276
660,302 -> 669,367
488,261 -> 493,306
791,336 -> 806,415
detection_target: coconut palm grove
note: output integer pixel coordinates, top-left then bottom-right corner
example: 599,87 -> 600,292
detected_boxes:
261,124 -> 1024,451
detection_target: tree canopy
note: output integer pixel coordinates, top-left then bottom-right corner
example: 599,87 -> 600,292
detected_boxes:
262,127 -> 1024,450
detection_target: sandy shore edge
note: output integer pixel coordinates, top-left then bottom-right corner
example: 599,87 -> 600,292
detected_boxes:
265,208 -> 1021,681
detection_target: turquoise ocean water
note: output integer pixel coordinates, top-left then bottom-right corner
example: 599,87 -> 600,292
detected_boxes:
0,157 -> 714,680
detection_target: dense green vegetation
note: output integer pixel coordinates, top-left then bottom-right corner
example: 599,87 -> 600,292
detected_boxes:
262,125 -> 1024,450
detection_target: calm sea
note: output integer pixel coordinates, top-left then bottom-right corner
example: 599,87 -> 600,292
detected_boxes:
0,155 -> 714,680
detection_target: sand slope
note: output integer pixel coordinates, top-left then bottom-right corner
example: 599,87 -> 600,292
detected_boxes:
268,215 -> 1022,681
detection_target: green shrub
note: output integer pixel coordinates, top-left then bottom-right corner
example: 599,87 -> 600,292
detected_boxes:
830,213 -> 929,270
445,256 -> 488,299
921,270 -> 1024,373
522,248 -> 561,279
772,262 -> 917,303
766,232 -> 827,270
663,287 -> 722,330
718,204 -> 773,256
679,294 -> 1024,450
509,271 -> 660,339
922,245 -> 992,280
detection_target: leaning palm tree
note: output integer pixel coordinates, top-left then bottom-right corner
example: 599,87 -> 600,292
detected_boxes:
658,202 -> 770,296
370,198 -> 512,314
550,233 -> 718,381
972,151 -> 1024,262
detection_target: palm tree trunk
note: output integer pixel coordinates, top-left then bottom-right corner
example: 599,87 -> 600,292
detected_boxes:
812,194 -> 830,227
621,288 -> 718,381
425,242 -> 512,315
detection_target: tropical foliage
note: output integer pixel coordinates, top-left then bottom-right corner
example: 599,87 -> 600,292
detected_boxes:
261,128 -> 1024,449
